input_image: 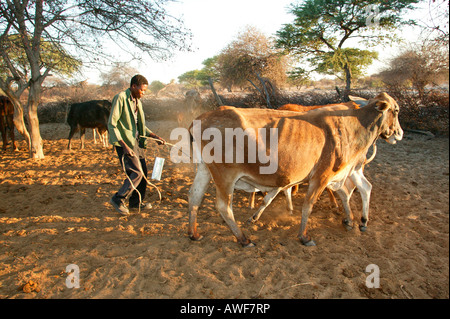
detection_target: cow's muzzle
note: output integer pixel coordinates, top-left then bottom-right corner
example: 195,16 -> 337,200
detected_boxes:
383,127 -> 403,144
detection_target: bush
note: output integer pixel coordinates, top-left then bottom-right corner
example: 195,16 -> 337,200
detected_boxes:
38,101 -> 70,124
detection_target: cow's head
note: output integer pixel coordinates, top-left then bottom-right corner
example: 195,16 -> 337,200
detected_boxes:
372,93 -> 404,144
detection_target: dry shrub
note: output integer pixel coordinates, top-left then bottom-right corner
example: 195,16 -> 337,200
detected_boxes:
202,90 -> 341,109
36,85 -> 448,136
274,90 -> 341,107
389,89 -> 449,135
38,101 -> 70,124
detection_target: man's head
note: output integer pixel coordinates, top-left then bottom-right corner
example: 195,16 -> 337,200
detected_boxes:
130,74 -> 149,99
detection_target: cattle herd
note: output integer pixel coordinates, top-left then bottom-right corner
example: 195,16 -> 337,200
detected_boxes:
0,92 -> 403,248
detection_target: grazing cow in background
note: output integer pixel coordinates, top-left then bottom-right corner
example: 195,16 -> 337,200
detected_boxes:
67,100 -> 111,150
188,92 -> 403,247
93,128 -> 109,148
0,96 -> 18,152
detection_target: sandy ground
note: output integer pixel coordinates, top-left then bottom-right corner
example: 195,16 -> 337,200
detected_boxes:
0,102 -> 448,299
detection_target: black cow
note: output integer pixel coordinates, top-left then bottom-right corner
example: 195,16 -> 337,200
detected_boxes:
67,100 -> 111,150
0,96 -> 18,152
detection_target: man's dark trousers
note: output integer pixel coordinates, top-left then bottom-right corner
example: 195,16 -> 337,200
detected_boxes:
113,146 -> 148,207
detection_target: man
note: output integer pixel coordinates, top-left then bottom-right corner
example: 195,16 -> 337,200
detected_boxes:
108,74 -> 166,215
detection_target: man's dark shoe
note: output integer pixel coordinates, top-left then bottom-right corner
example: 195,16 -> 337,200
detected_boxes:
110,196 -> 129,216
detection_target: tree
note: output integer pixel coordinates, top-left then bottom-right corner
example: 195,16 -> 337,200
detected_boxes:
217,26 -> 289,91
149,80 -> 165,96
178,57 -> 221,88
101,62 -> 139,90
178,70 -> 202,88
197,56 -> 221,86
379,40 -> 449,98
0,0 -> 191,158
0,33 -> 82,155
276,0 -> 420,100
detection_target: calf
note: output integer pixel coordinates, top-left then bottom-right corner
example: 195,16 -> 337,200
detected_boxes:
67,100 -> 111,150
0,96 -> 18,152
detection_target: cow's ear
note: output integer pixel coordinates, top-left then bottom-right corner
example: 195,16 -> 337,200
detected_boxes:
375,101 -> 389,112
349,95 -> 368,107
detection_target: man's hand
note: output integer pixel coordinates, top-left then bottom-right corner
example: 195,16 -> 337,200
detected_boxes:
148,133 -> 166,146
119,140 -> 135,157
156,137 -> 166,146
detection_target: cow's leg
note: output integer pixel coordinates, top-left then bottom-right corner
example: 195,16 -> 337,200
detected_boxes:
188,162 -> 211,241
284,186 -> 294,214
298,180 -> 326,246
80,128 -> 86,149
247,188 -> 282,224
102,131 -> 108,148
350,169 -> 372,232
216,185 -> 254,247
249,192 -> 256,209
67,126 -> 79,150
326,188 -> 339,208
334,182 -> 355,231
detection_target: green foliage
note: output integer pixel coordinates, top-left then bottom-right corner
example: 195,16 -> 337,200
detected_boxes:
149,80 -> 165,95
276,0 -> 420,89
178,56 -> 221,87
178,70 -> 202,88
0,34 -> 81,79
313,48 -> 379,79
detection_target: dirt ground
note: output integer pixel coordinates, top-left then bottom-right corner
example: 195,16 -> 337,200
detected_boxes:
0,101 -> 448,299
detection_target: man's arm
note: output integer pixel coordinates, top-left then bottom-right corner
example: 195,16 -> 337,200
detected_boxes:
108,93 -> 135,156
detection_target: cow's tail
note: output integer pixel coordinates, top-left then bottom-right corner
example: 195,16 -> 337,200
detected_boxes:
189,122 -> 203,165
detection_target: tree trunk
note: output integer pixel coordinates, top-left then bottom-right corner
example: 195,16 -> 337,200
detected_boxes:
208,77 -> 223,106
256,73 -> 272,109
2,91 -> 31,152
10,97 -> 31,151
28,81 -> 44,159
343,63 -> 352,102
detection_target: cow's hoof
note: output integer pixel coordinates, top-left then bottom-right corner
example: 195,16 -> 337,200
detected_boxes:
189,234 -> 204,241
342,219 -> 354,231
359,225 -> 368,232
303,240 -> 316,247
246,217 -> 257,225
300,236 -> 316,246
242,242 -> 256,248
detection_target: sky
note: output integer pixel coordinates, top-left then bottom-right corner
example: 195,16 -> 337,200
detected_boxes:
140,0 -> 296,84
81,0 -> 446,85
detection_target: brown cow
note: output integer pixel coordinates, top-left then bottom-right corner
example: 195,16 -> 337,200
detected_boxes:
188,92 -> 403,247
247,101 -> 363,212
0,96 -> 18,152
247,100 -> 369,223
